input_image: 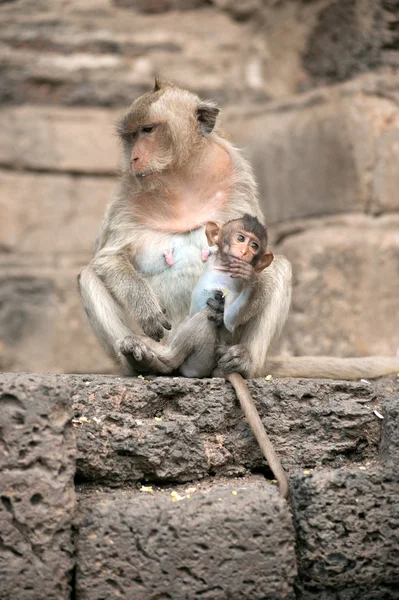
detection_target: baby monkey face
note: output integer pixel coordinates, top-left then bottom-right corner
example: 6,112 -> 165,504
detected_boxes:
226,230 -> 261,263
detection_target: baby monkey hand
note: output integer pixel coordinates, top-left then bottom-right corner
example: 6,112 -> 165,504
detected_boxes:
207,291 -> 225,327
228,258 -> 257,283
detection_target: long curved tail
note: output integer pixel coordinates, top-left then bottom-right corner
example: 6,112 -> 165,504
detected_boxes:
227,372 -> 289,498
265,356 -> 399,380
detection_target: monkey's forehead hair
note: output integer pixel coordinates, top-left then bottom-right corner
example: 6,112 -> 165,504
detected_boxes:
224,214 -> 268,247
117,83 -> 218,133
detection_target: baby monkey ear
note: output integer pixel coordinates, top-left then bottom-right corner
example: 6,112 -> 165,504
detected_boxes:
196,104 -> 220,134
254,250 -> 274,273
205,221 -> 222,246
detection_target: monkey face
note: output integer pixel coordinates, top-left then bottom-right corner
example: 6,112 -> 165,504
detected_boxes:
226,230 -> 262,263
129,123 -> 173,178
117,80 -> 220,178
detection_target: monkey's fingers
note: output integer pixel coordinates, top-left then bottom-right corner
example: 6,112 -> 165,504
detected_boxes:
208,313 -> 224,327
141,318 -> 165,341
206,298 -> 224,312
160,316 -> 172,330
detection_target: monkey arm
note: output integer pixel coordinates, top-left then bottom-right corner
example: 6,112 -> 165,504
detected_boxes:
223,286 -> 253,333
91,246 -> 171,341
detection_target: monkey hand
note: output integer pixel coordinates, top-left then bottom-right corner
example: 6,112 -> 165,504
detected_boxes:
138,303 -> 172,341
228,259 -> 256,283
216,344 -> 252,377
207,291 -> 225,327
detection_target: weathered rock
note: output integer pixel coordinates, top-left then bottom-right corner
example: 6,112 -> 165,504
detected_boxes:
380,393 -> 399,468
230,91 -> 399,225
303,0 -> 383,85
75,476 -> 297,600
0,106 -> 119,173
276,215 -> 399,358
0,373 -> 76,600
0,170 -> 114,254
291,468 -> 399,598
66,374 -> 384,484
0,268 -> 116,374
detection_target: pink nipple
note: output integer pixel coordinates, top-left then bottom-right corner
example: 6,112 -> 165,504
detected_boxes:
164,248 -> 174,267
201,247 -> 210,262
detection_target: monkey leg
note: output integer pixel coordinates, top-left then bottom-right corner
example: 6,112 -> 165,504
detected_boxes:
217,256 -> 292,378
119,312 -> 219,377
176,312 -> 219,378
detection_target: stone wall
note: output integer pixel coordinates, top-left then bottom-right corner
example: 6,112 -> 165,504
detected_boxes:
1,372 -> 398,598
0,0 -> 398,374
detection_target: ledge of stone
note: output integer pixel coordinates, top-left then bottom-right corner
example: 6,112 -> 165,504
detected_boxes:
1,372 -> 398,600
64,374 -> 391,485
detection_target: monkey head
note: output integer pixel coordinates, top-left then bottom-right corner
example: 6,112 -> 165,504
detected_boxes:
205,214 -> 274,273
117,78 -> 220,179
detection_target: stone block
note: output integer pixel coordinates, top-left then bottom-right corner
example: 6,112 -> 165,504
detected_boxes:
68,374 -> 383,484
229,90 -> 399,224
0,373 -> 76,600
0,106 -> 119,173
291,469 -> 399,598
0,170 -> 115,254
0,268 -> 116,374
380,394 -> 399,469
76,477 -> 296,600
276,215 -> 399,358
228,96 -> 370,224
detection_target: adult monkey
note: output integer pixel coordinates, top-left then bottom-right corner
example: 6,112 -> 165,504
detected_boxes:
79,78 -> 399,380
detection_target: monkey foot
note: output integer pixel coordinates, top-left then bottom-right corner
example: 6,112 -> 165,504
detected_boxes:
118,336 -> 174,375
118,335 -> 156,365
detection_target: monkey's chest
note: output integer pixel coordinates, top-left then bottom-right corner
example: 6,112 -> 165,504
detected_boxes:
134,229 -> 208,324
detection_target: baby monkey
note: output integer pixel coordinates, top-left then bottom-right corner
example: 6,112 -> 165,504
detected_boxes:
120,214 -> 288,497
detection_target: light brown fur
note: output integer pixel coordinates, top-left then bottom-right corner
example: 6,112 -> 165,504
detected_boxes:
79,79 -> 399,380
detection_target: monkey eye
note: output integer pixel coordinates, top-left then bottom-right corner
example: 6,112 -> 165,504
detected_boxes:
141,125 -> 155,134
236,234 -> 245,242
250,241 -> 259,251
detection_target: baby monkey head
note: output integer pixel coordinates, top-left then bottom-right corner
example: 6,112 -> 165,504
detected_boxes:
205,214 -> 274,273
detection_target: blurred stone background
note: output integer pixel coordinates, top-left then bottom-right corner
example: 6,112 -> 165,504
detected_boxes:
0,0 -> 398,374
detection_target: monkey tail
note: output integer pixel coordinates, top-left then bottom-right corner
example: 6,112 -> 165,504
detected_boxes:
264,356 -> 399,380
226,372 -> 289,499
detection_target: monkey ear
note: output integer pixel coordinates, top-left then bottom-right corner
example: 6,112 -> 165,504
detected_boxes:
254,250 -> 274,273
153,77 -> 163,92
205,221 -> 222,246
153,77 -> 173,92
196,104 -> 220,134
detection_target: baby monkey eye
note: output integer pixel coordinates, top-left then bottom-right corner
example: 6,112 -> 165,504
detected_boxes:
236,234 -> 245,242
250,241 -> 259,251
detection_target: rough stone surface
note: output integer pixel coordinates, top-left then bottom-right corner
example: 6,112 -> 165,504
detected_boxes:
380,395 -> 399,468
0,268 -> 116,374
75,476 -> 297,600
67,374 -> 384,484
291,468 -> 399,598
0,107 -> 119,174
275,215 -> 399,359
0,373 -> 76,600
230,90 -> 399,225
0,171 -> 115,254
